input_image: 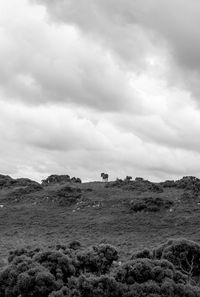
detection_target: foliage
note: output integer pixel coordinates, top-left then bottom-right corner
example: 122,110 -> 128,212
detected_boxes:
130,197 -> 173,212
0,255 -> 57,297
72,275 -> 123,297
42,175 -> 82,185
56,186 -> 82,206
0,174 -> 40,189
124,176 -> 132,182
176,176 -> 200,192
115,258 -> 185,285
160,180 -> 176,188
33,251 -> 76,284
131,248 -> 153,260
106,178 -> 163,193
77,244 -> 118,275
71,177 -> 82,183
161,176 -> 200,193
1,240 -> 200,296
68,240 -> 82,251
115,258 -> 200,297
153,238 -> 200,284
8,247 -> 41,263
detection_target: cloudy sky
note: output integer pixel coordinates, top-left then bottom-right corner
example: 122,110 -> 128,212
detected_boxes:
1,0 -> 200,182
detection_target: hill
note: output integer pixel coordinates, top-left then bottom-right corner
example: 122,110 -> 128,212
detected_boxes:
0,174 -> 200,268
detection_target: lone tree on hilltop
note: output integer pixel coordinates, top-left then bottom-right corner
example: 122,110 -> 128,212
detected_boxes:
101,173 -> 109,182
125,176 -> 132,182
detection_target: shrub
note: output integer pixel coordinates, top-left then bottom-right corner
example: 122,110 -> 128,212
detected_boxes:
68,241 -> 82,251
130,197 -> 173,213
33,251 -> 76,285
176,176 -> 200,193
42,175 -> 71,185
114,258 -> 184,285
56,186 -> 82,206
70,275 -> 123,297
49,275 -> 123,297
0,255 -> 57,297
71,177 -> 82,183
77,244 -> 118,275
131,248 -> 153,260
114,258 -> 200,297
48,286 -> 71,297
124,280 -> 200,297
1,240 -> 200,296
161,180 -> 176,188
153,238 -> 200,284
8,247 -> 41,263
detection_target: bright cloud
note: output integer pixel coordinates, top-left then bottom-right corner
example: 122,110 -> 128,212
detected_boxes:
0,0 -> 200,182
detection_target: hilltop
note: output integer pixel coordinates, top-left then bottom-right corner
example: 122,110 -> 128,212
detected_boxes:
0,173 -> 200,266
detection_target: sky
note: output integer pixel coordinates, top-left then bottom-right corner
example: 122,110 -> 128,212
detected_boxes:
1,0 -> 200,182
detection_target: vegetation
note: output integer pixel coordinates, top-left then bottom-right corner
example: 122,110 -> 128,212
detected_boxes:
42,175 -> 82,186
153,238 -> 200,285
1,173 -> 200,295
106,178 -> 163,193
101,173 -> 109,182
1,239 -> 200,296
56,186 -> 82,206
130,197 -> 173,212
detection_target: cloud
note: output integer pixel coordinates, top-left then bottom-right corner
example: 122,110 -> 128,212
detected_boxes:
0,101 -> 112,152
1,97 -> 200,182
0,0 -> 142,113
1,0 -> 200,182
35,0 -> 200,100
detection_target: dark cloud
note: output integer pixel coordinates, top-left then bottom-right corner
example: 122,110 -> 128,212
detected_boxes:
1,0 -> 200,181
35,0 -> 200,98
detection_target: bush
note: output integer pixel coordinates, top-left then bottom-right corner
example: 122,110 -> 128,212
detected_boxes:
114,258 -> 200,296
114,258 -> 185,285
131,248 -> 153,260
1,240 -> 200,296
161,180 -> 176,188
77,244 -> 118,275
130,197 -> 173,213
56,186 -> 82,206
42,175 -> 82,185
33,251 -> 76,285
71,177 -> 82,183
0,255 -> 57,297
153,238 -> 200,284
176,176 -> 200,193
70,275 -> 123,297
68,241 -> 82,251
124,280 -> 200,297
8,247 -> 41,263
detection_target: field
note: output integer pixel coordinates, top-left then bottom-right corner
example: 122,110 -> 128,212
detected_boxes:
1,175 -> 200,267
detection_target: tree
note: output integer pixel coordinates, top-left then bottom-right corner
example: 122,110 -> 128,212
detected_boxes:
125,176 -> 132,182
153,238 -> 200,285
101,173 -> 109,182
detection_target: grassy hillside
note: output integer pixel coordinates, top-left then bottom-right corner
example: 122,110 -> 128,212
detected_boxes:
0,174 -> 200,267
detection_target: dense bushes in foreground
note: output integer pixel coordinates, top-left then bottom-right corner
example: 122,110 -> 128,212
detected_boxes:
1,240 -> 200,296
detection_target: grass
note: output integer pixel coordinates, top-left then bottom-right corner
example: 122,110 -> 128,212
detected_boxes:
1,180 -> 200,264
